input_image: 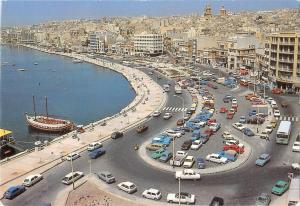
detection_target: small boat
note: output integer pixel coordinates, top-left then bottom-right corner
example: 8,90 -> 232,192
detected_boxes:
34,62 -> 38,65
0,129 -> 22,159
18,68 -> 27,71
73,58 -> 83,63
25,96 -> 74,133
12,64 -> 16,66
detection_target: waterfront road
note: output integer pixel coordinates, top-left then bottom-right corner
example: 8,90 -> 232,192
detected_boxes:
2,66 -> 300,206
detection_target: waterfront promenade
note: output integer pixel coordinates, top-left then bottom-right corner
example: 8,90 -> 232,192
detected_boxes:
0,46 -> 166,195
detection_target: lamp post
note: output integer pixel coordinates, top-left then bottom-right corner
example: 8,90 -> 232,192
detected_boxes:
178,177 -> 181,206
70,157 -> 75,190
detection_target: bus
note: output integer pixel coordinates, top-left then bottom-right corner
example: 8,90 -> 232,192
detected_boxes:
276,121 -> 292,144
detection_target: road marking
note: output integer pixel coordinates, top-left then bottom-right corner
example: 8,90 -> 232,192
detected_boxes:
175,108 -> 179,112
172,107 -> 176,111
184,108 -> 187,111
162,107 -> 166,111
287,117 -> 291,121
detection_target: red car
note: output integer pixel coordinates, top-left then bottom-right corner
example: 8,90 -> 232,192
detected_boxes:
204,128 -> 214,137
227,112 -> 234,119
272,87 -> 282,94
223,144 -> 244,154
219,107 -> 228,113
207,119 -> 216,125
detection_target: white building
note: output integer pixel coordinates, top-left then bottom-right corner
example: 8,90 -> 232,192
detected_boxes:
88,32 -> 105,54
133,33 -> 163,56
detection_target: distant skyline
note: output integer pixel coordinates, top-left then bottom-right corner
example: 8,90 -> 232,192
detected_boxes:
1,0 -> 300,27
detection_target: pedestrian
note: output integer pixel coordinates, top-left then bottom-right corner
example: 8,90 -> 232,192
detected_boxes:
257,128 -> 259,133
267,136 -> 270,141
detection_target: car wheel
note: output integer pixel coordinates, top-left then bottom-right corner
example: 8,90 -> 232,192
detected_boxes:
168,200 -> 173,203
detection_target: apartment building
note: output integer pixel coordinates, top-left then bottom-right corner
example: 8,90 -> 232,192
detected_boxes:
264,32 -> 300,90
88,32 -> 105,54
133,33 -> 163,56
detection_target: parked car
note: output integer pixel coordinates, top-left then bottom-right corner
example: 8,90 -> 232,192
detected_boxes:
218,150 -> 238,162
181,140 -> 193,150
223,144 -> 244,154
255,193 -> 271,206
292,140 -> 300,152
4,185 -> 26,199
152,135 -> 172,146
142,188 -> 162,200
209,123 -> 221,132
159,151 -> 173,163
152,111 -> 161,117
259,131 -> 269,140
206,153 -> 228,164
239,116 -> 247,124
23,174 -> 43,187
117,181 -> 137,194
146,143 -> 166,151
136,125 -> 148,133
175,169 -> 200,180
66,152 -> 80,161
224,140 -> 243,148
209,196 -> 224,206
165,129 -> 182,138
199,134 -> 209,144
196,157 -> 206,169
222,131 -> 234,140
219,107 -> 228,113
163,112 -> 173,120
177,119 -> 185,126
227,112 -> 234,119
191,140 -> 203,150
242,128 -> 255,136
183,156 -> 195,168
89,148 -> 105,159
271,180 -> 289,195
62,171 -> 84,185
184,114 -> 192,121
204,128 -> 214,137
232,122 -> 245,131
111,131 -> 123,139
87,142 -> 103,151
265,125 -> 273,134
167,192 -> 196,204
151,148 -> 166,159
97,171 -> 115,184
281,101 -> 288,108
273,110 -> 281,117
270,119 -> 277,128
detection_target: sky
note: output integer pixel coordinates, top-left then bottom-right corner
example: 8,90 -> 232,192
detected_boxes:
1,0 -> 299,27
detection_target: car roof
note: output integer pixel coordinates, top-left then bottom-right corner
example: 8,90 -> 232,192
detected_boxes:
99,171 -> 112,175
147,188 -> 159,193
25,174 -> 40,179
276,180 -> 287,185
260,154 -> 270,158
7,186 -> 18,192
121,181 -> 134,186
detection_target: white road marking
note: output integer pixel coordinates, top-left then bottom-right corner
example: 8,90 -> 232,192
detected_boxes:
295,117 -> 299,122
287,116 -> 291,121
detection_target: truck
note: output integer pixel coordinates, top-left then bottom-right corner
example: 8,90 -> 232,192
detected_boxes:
169,151 -> 188,167
175,84 -> 182,94
287,176 -> 300,206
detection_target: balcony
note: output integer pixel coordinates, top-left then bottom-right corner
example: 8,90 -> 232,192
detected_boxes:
279,41 -> 295,46
278,49 -> 294,54
278,67 -> 293,72
278,58 -> 294,63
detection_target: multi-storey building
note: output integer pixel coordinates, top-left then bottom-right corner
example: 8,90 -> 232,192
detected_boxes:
88,32 -> 105,54
133,33 -> 163,56
264,32 -> 300,90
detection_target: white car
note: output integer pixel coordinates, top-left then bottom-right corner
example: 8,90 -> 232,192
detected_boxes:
265,125 -> 273,134
183,156 -> 195,168
62,171 -> 84,185
222,131 -> 234,140
175,169 -> 200,180
191,140 -> 202,150
206,153 -> 228,164
224,139 -> 243,146
274,110 -> 281,117
292,163 -> 300,170
271,101 -> 277,108
232,98 -> 238,104
66,152 -> 80,161
152,111 -> 161,117
232,122 -> 245,131
165,129 -> 182,138
259,131 -> 269,139
117,181 -> 137,194
167,192 -> 196,204
142,188 -> 162,200
292,141 -> 300,152
23,174 -> 43,187
163,113 -> 172,120
87,142 -> 103,151
194,121 -> 206,127
208,108 -> 215,114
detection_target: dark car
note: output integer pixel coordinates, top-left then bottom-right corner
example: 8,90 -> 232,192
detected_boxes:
180,126 -> 192,132
196,157 -> 206,169
209,196 -> 224,206
199,134 -> 209,144
242,128 -> 255,136
89,148 -> 106,159
181,140 -> 193,150
4,185 -> 26,199
111,131 -> 123,139
136,125 -> 148,133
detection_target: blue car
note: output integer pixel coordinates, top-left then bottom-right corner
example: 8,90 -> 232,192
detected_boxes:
4,185 -> 26,199
249,109 -> 257,116
218,151 -> 238,162
192,130 -> 201,138
89,148 -> 106,159
239,116 -> 247,124
152,136 -> 172,146
159,151 -> 173,163
185,121 -> 200,130
196,157 -> 206,169
242,128 -> 255,136
200,80 -> 208,85
255,154 -> 271,166
172,127 -> 185,135
199,134 -> 209,144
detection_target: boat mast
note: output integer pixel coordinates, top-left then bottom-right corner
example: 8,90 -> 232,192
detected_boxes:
32,95 -> 36,120
45,96 -> 49,118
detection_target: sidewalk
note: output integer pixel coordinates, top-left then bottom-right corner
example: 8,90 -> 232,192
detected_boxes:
0,48 -> 167,194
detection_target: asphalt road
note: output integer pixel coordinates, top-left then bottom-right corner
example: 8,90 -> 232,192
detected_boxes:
2,62 -> 300,206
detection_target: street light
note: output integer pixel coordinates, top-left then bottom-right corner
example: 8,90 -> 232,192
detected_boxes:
178,177 -> 181,206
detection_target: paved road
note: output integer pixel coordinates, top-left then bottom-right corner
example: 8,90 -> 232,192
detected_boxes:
2,63 -> 300,206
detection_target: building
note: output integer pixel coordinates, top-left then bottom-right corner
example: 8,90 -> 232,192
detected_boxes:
133,33 -> 163,56
88,32 -> 105,54
220,6 -> 227,17
227,33 -> 260,70
264,32 -> 300,90
204,5 -> 213,20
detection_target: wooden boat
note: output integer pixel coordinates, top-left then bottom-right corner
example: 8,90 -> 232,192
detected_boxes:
25,96 -> 74,133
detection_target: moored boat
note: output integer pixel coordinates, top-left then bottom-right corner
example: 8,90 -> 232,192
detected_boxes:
25,96 -> 74,133
0,129 -> 23,159
72,58 -> 83,63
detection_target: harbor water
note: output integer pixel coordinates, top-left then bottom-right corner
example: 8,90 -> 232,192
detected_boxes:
0,45 -> 135,149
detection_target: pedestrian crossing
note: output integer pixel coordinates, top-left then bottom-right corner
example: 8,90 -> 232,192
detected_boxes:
162,107 -> 188,112
275,116 -> 299,122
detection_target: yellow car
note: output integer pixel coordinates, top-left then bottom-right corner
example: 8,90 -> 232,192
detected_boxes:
270,119 -> 277,128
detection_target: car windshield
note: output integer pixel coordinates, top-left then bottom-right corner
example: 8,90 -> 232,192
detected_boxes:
259,156 -> 267,160
257,196 -> 267,202
294,142 -> 300,146
24,179 -> 30,182
275,184 -> 284,188
106,174 -> 113,178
